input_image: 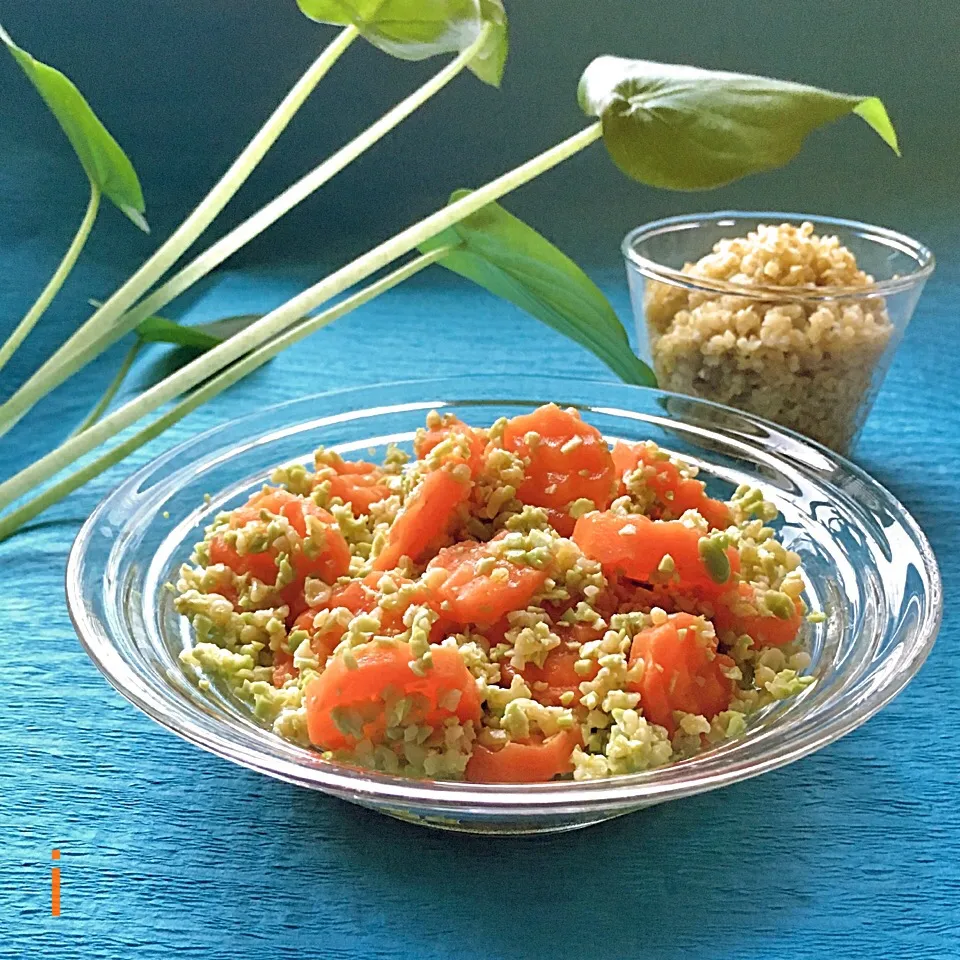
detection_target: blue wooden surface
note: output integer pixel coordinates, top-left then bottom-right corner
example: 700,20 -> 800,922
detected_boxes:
1,257 -> 958,958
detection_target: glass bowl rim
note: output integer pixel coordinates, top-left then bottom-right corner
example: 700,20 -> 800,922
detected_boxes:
622,210 -> 936,301
66,376 -> 943,813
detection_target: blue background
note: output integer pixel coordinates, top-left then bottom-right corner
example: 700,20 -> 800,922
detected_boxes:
1,1 -> 958,957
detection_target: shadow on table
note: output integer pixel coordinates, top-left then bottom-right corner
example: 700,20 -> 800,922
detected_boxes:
133,347 -> 275,396
0,516 -> 90,543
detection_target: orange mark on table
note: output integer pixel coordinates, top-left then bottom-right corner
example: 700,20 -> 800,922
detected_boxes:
51,849 -> 61,917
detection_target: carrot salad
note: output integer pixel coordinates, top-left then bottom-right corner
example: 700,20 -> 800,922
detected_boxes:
175,404 -> 816,782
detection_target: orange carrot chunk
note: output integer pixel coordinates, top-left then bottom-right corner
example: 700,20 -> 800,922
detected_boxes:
372,468 -> 471,571
326,471 -> 392,515
271,647 -> 297,688
503,404 -> 616,520
611,440 -> 731,528
209,536 -> 279,586
427,538 -> 547,627
501,641 -> 599,707
304,642 -> 480,751
713,582 -> 803,647
308,571 -> 448,639
331,458 -> 380,476
415,415 -> 486,472
288,500 -> 351,586
291,608 -> 347,664
465,728 -> 581,783
627,612 -> 735,736
210,489 -> 350,621
572,511 -> 739,598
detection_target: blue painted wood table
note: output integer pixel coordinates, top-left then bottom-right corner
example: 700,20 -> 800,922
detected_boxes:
1,259 -> 958,959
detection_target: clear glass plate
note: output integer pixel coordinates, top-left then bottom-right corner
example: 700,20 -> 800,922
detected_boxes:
66,376 -> 942,834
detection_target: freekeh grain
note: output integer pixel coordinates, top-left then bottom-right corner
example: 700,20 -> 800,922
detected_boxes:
644,222 -> 893,452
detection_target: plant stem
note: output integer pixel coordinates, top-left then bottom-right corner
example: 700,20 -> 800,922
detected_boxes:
0,183 -> 100,375
0,121 -> 603,518
0,249 -> 447,541
0,25 -> 358,437
69,339 -> 142,436
63,24 -> 493,376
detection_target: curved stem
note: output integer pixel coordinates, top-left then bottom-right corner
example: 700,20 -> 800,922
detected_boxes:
115,24 -> 492,340
0,183 -> 100,375
0,25 -> 488,427
0,25 -> 358,436
69,339 -> 141,436
0,122 -> 603,518
0,249 -> 448,541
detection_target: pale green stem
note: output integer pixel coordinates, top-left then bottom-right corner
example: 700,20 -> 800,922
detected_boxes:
0,249 -> 447,540
3,27 -> 487,423
69,339 -> 142,437
63,23 -> 494,375
0,25 -> 358,436
0,183 -> 100,375
0,121 -> 604,516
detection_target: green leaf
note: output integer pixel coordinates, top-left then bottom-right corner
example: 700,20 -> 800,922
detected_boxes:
853,97 -> 900,154
419,191 -> 656,387
1,24 -> 148,230
88,299 -> 264,352
469,1 -> 508,88
135,316 -> 223,350
577,57 -> 900,190
135,314 -> 263,350
197,314 -> 267,342
296,0 -> 507,86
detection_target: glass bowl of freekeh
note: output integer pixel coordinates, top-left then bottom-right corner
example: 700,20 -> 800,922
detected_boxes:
67,376 -> 941,834
622,213 -> 935,455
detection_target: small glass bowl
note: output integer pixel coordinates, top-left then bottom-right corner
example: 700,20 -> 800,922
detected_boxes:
623,212 -> 935,455
67,376 -> 942,834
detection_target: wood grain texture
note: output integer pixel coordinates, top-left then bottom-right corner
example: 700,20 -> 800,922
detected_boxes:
1,263 -> 958,959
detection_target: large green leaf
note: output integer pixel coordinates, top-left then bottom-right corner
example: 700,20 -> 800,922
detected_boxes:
419,191 -> 656,386
578,57 -> 900,190
296,0 -> 507,86
1,24 -> 147,230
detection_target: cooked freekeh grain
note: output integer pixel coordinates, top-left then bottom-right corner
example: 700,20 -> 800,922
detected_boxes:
644,222 -> 893,452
